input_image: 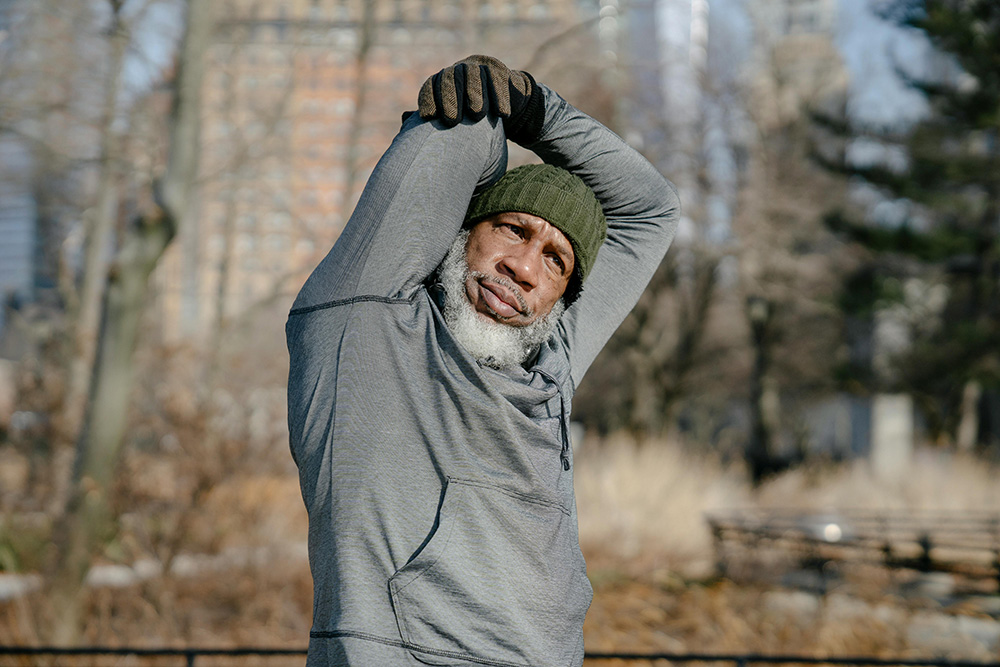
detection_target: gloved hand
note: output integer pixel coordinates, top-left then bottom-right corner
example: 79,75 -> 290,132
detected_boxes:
418,55 -> 545,145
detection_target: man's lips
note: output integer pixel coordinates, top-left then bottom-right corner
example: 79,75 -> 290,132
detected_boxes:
479,280 -> 522,319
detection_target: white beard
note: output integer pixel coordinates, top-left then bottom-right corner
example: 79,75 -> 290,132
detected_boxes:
438,230 -> 565,370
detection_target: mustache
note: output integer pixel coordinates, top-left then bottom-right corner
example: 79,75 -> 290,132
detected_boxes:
468,270 -> 533,318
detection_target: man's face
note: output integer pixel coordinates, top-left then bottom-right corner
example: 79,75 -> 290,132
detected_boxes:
463,212 -> 575,327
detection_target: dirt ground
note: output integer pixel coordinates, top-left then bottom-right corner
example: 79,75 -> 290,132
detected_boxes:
3,440 -> 1000,660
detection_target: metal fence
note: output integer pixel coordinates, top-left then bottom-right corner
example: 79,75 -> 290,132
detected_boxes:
707,509 -> 1000,590
2,647 -> 1000,667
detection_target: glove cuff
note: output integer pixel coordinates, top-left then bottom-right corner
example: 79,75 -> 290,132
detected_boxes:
503,73 -> 545,145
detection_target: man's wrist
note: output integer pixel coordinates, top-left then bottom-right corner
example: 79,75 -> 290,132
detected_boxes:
503,72 -> 546,146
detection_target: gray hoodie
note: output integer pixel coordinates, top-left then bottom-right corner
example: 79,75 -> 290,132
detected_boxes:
286,85 -> 679,667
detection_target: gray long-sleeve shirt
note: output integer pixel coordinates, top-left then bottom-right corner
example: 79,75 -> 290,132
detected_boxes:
286,86 -> 679,667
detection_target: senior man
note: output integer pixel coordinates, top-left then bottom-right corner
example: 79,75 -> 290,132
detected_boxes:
286,56 -> 679,667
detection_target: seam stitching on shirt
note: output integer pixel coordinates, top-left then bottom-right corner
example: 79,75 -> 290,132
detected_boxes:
288,294 -> 412,317
309,629 -> 530,667
449,477 -> 571,516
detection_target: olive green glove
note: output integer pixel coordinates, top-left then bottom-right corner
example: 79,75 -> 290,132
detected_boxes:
417,55 -> 545,145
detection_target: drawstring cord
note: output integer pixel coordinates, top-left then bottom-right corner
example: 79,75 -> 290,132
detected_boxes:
558,389 -> 570,470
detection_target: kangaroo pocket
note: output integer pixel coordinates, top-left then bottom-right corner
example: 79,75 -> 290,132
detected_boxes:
388,477 -> 593,667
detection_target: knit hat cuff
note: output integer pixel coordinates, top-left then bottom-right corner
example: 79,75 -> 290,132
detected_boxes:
464,164 -> 607,286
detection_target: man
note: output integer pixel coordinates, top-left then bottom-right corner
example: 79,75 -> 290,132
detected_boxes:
286,56 -> 679,667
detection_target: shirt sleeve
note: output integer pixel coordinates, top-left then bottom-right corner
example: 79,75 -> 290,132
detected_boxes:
290,112 -> 508,311
526,86 -> 681,389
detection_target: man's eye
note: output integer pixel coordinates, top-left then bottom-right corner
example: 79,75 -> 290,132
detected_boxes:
548,254 -> 565,271
501,224 -> 524,237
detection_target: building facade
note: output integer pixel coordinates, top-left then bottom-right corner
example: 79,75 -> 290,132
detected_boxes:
156,0 -> 602,341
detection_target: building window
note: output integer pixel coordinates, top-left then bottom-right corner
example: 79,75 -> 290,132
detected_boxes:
334,0 -> 350,21
529,2 -> 550,19
296,238 -> 316,255
272,190 -> 291,208
786,0 -> 822,34
265,234 -> 283,251
269,211 -> 292,228
237,234 -> 257,252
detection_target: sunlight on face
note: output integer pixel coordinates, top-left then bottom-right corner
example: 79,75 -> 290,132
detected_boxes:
438,230 -> 564,370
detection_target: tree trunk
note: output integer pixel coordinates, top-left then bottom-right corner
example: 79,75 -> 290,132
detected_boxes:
48,210 -> 176,644
747,297 -> 775,485
337,0 -> 377,227
45,0 -> 212,644
956,379 -> 981,452
62,12 -> 129,442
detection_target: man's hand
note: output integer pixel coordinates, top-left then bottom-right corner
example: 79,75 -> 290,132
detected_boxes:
418,55 -> 545,145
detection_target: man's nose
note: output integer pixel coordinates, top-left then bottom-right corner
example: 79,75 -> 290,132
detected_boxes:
497,247 -> 540,290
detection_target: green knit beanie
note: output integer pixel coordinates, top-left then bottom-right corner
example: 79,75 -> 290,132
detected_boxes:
465,164 -> 607,302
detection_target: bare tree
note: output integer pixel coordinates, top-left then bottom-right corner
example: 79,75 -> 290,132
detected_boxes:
45,0 -> 212,644
61,1 -> 131,442
730,27 -> 851,478
336,0 -> 376,227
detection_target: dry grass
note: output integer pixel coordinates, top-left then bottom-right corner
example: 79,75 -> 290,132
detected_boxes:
754,448 -> 1000,513
575,434 -> 751,578
577,435 -> 1000,575
583,580 -> 916,661
3,435 -> 1000,659
0,562 -> 314,648
576,435 -> 1000,660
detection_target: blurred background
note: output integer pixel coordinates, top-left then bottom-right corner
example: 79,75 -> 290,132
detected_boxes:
1,0 -> 999,660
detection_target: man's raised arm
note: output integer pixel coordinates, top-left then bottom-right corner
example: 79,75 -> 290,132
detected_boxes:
290,107 -> 508,312
527,85 -> 681,387
414,55 -> 680,385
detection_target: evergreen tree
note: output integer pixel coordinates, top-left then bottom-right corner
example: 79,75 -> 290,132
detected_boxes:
817,0 -> 999,447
